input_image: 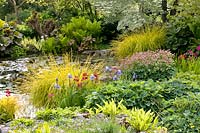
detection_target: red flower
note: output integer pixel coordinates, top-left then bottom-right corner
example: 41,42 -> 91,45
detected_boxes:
94,73 -> 98,80
82,73 -> 88,77
81,72 -> 88,81
5,89 -> 11,97
82,76 -> 88,81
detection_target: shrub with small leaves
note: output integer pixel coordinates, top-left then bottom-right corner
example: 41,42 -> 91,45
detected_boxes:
60,17 -> 102,52
121,50 -> 175,81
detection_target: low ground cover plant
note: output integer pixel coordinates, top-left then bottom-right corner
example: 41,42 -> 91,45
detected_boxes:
10,102 -> 166,133
160,93 -> 200,132
85,80 -> 165,112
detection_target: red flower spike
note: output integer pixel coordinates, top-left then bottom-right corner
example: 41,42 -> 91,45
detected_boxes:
94,73 -> 98,80
5,89 -> 10,94
5,89 -> 11,97
81,72 -> 88,81
81,76 -> 88,81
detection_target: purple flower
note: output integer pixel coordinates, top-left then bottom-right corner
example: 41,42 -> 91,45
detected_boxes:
112,75 -> 118,81
116,70 -> 122,76
54,83 -> 61,89
54,78 -> 61,89
196,45 -> 200,51
67,73 -> 73,79
90,74 -> 95,81
105,66 -> 110,71
132,73 -> 137,81
105,66 -> 112,72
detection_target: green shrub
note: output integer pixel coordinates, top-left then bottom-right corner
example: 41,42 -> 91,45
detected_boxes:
11,118 -> 35,129
171,72 -> 200,89
11,45 -> 27,59
165,0 -> 200,54
60,17 -> 102,52
17,24 -> 35,38
36,107 -> 79,121
161,93 -> 200,132
121,50 -> 175,81
0,96 -> 18,124
113,26 -> 166,58
85,73 -> 200,113
41,37 -> 59,54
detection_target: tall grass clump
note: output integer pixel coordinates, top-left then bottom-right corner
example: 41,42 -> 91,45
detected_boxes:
113,26 -> 166,58
22,54 -> 104,108
0,96 -> 18,123
176,57 -> 200,74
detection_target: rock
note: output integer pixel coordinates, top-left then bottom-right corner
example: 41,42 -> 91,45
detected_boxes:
0,84 -> 6,88
82,49 -> 113,57
76,113 -> 90,119
0,125 -> 9,133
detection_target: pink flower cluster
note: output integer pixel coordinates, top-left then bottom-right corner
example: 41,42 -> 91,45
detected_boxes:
121,50 -> 174,67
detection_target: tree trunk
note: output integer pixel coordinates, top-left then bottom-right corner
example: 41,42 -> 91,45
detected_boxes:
10,0 -> 19,23
161,0 -> 168,23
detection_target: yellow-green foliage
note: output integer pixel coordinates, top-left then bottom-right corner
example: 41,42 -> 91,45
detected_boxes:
22,54 -> 104,108
0,96 -> 18,123
176,57 -> 200,74
127,108 -> 159,132
94,99 -> 127,118
113,26 -> 166,58
21,37 -> 42,51
0,19 -> 5,28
